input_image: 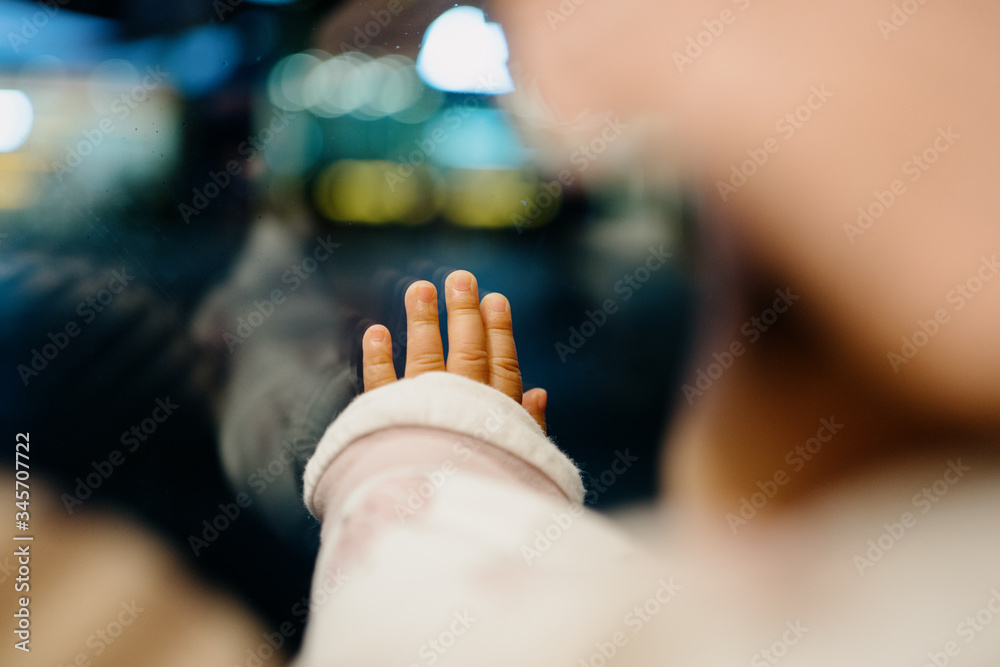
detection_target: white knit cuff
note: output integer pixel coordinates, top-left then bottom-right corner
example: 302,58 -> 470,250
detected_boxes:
303,372 -> 584,516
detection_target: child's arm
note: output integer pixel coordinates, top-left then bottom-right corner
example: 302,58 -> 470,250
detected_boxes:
303,270 -> 584,518
294,271 -> 650,666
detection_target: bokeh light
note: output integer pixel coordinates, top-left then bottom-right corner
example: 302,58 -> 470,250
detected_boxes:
313,159 -> 437,225
272,51 -> 439,122
416,7 -> 515,95
0,89 -> 34,152
443,169 -> 558,228
267,50 -> 325,112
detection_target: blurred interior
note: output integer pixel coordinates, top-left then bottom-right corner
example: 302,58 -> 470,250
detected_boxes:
0,0 -> 696,662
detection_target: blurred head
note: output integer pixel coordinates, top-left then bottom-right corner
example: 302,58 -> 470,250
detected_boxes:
489,0 -> 1000,430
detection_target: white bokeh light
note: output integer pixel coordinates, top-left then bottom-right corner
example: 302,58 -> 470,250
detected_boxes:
416,7 -> 515,95
0,90 -> 34,152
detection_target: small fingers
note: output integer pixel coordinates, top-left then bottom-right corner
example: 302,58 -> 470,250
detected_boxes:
481,292 -> 523,403
522,388 -> 547,434
363,324 -> 397,391
404,281 -> 446,377
445,270 -> 489,383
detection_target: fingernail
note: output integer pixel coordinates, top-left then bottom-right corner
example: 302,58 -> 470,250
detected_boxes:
488,295 -> 507,312
369,326 -> 385,342
452,272 -> 472,291
416,284 -> 435,303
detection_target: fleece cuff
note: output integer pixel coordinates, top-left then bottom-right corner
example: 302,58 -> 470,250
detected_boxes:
303,372 -> 584,516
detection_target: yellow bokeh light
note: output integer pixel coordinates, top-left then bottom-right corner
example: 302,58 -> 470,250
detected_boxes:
442,169 -> 559,229
313,159 -> 438,225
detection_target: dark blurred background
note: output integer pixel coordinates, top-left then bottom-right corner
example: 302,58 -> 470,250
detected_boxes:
0,0 -> 695,651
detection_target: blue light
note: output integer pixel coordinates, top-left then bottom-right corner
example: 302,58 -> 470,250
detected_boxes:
423,108 -> 529,169
164,25 -> 241,95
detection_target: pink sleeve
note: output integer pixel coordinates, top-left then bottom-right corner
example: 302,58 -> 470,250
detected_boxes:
293,373 -> 595,667
303,371 -> 585,520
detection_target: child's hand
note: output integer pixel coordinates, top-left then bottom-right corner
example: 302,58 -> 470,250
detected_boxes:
361,270 -> 547,433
